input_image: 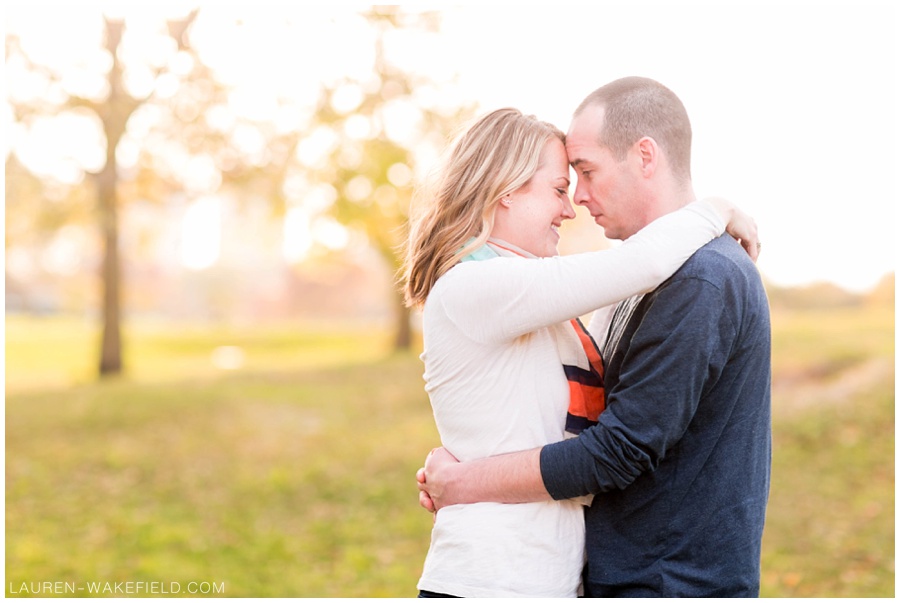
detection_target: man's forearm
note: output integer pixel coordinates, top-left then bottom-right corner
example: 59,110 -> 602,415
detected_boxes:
433,447 -> 551,507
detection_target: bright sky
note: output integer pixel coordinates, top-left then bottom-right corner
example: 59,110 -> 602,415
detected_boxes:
438,2 -> 899,292
6,1 -> 898,292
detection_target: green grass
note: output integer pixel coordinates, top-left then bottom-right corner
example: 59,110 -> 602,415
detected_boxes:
767,306 -> 894,379
761,375 -> 894,596
7,317 -> 439,597
5,316 -> 393,392
759,305 -> 895,597
5,307 -> 895,597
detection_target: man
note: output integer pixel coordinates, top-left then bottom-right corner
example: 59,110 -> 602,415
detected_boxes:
417,76 -> 772,597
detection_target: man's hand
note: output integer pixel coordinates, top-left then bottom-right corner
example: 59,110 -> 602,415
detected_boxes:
416,447 -> 460,513
416,445 -> 549,511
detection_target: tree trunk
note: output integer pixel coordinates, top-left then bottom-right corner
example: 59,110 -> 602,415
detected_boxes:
97,18 -> 127,377
98,165 -> 122,376
392,286 -> 412,351
91,13 -> 196,377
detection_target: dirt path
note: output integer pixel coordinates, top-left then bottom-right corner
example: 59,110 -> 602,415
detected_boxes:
772,356 -> 894,417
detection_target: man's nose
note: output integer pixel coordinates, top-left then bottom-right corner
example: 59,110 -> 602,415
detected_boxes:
572,179 -> 590,206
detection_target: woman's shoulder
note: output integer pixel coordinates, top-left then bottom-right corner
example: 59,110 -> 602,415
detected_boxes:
439,256 -> 515,285
427,257 -> 516,306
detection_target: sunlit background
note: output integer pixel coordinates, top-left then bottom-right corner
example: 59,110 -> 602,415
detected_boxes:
5,1 -> 896,598
7,3 -> 897,306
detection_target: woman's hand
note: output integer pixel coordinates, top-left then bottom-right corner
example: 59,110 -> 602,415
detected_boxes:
703,197 -> 761,262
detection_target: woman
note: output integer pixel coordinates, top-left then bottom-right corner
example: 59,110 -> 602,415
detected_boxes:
402,108 -> 756,598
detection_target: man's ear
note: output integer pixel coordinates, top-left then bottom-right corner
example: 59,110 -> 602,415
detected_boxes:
635,136 -> 659,177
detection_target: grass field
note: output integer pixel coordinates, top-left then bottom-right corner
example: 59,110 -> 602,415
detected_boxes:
761,305 -> 894,597
5,305 -> 895,597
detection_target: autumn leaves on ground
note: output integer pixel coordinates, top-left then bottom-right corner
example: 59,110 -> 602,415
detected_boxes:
6,279 -> 894,597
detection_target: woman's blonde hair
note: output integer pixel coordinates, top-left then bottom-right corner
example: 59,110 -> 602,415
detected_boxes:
402,108 -> 564,307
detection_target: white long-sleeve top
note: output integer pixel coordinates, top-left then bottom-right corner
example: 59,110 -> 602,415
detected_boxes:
416,200 -> 726,598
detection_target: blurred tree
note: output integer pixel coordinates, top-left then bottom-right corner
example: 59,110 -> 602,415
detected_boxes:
303,6 -> 475,349
5,8 -> 229,376
864,272 -> 894,308
7,5 -> 475,369
92,17 -> 142,375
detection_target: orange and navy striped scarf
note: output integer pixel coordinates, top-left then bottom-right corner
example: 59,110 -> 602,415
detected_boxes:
461,238 -> 607,435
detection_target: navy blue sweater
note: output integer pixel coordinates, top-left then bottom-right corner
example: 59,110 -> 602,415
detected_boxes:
540,235 -> 772,597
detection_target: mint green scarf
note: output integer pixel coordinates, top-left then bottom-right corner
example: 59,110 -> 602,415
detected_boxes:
460,239 -> 500,263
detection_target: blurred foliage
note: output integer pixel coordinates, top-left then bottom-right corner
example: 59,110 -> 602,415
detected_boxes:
5,154 -> 95,247
5,5 -> 472,375
299,7 -> 475,348
5,295 -> 895,597
765,272 -> 894,311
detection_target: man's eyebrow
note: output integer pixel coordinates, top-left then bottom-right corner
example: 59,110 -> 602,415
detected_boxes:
570,158 -> 587,167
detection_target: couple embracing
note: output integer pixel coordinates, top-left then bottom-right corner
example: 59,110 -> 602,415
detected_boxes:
402,77 -> 771,598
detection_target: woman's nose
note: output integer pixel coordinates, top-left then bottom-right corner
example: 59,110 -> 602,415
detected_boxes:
561,196 -> 576,220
